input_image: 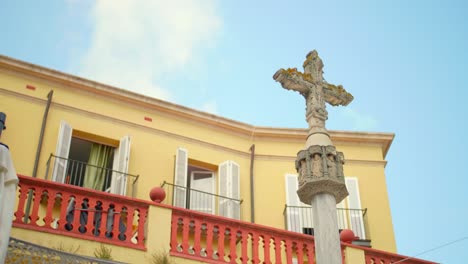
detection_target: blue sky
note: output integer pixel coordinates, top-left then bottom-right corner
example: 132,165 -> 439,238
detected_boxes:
2,1 -> 468,262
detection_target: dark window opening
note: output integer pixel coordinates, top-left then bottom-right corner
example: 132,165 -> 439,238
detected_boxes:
66,137 -> 115,191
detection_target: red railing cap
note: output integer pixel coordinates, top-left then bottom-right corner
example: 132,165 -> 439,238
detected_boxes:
342,242 -> 438,264
17,174 -> 152,207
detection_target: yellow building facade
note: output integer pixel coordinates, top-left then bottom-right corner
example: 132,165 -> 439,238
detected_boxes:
1,55 -> 433,263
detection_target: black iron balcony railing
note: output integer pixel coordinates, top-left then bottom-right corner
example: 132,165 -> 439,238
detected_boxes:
284,205 -> 369,240
44,154 -> 139,197
161,181 -> 243,219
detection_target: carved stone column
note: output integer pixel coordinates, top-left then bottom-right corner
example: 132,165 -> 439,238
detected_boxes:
274,50 -> 353,264
295,145 -> 348,264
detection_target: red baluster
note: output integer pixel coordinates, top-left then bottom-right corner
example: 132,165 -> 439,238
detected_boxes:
284,239 -> 293,264
29,187 -> 43,226
58,193 -> 71,231
229,228 -> 238,263
297,242 -> 304,264
98,200 -> 110,239
111,204 -> 121,239
306,242 -> 315,264
170,215 -> 179,253
85,199 -> 97,237
205,222 -> 214,259
14,184 -> 28,224
71,196 -> 83,234
43,189 -> 57,228
124,205 -> 135,243
217,225 -> 225,261
263,234 -> 271,264
251,232 -> 260,264
240,230 -> 249,264
181,218 -> 190,254
193,219 -> 202,257
274,236 -> 283,264
137,206 -> 148,248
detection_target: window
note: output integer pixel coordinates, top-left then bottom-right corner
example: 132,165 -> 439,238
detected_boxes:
52,120 -> 131,195
66,137 -> 115,191
173,147 -> 241,219
188,165 -> 215,214
284,174 -> 365,239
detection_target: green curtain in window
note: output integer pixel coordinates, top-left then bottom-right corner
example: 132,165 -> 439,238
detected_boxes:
83,144 -> 113,191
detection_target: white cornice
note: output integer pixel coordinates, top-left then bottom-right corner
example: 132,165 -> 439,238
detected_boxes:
0,55 -> 394,158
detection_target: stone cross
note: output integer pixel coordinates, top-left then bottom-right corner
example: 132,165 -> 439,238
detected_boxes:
273,50 -> 353,134
273,50 -> 353,264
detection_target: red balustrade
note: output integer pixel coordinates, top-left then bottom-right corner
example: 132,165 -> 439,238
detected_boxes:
363,247 -> 438,264
170,207 -> 316,264
169,207 -> 437,264
13,175 -> 149,250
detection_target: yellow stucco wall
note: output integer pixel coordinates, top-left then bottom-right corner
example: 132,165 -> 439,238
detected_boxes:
344,246 -> 366,264
10,205 -> 206,264
0,58 -> 396,260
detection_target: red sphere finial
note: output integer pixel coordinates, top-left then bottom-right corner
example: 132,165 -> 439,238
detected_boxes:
149,187 -> 166,203
340,229 -> 358,243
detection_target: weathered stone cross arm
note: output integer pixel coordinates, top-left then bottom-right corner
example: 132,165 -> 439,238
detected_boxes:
272,68 -> 312,97
322,83 -> 354,106
273,50 -> 354,107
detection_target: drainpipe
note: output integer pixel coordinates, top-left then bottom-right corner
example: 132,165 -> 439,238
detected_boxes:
25,90 -> 53,223
32,90 -> 53,178
249,144 -> 255,223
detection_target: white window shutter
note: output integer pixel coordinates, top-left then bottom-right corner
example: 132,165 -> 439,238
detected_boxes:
52,120 -> 72,183
218,161 -> 229,217
111,136 -> 131,195
285,174 -> 303,232
336,195 -> 348,231
345,177 -> 366,239
173,148 -> 188,208
230,161 -> 241,220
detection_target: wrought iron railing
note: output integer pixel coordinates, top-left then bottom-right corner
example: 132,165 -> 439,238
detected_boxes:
44,154 -> 139,197
161,181 -> 243,219
7,237 -> 126,264
284,205 -> 369,240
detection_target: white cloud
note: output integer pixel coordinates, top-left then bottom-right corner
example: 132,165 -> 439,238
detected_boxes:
78,0 -> 222,100
200,101 -> 218,114
342,108 -> 378,131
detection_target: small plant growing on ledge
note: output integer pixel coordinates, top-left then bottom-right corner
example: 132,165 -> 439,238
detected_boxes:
53,243 -> 81,254
94,244 -> 113,260
150,251 -> 175,264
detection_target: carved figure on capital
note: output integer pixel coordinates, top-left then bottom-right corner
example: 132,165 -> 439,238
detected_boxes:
327,154 -> 337,178
336,152 -> 345,178
307,145 -> 323,178
311,153 -> 323,178
296,150 -> 309,186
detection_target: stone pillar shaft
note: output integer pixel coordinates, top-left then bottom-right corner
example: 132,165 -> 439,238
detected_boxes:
295,143 -> 347,264
312,193 -> 342,264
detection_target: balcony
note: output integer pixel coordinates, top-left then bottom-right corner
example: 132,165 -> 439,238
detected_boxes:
170,206 -> 437,264
13,175 -> 149,250
161,181 -> 243,219
10,175 -> 437,264
44,154 -> 139,197
284,205 -> 370,246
